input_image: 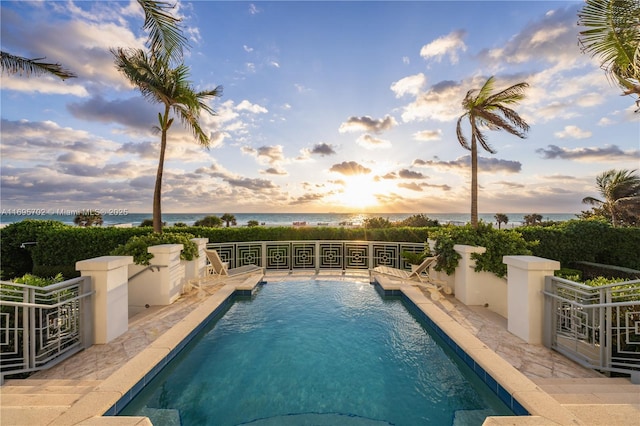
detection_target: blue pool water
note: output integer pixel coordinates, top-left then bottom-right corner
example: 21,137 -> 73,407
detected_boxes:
120,279 -> 514,425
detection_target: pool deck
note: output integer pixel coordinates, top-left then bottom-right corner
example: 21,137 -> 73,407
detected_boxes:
1,271 -> 638,425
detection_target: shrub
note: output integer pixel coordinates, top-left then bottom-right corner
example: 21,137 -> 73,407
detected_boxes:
0,220 -> 70,280
429,223 -> 534,277
194,215 -> 223,227
396,214 -> 440,227
110,232 -> 198,265
11,272 -> 65,287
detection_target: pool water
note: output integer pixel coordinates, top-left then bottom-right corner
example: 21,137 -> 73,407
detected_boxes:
120,279 -> 514,425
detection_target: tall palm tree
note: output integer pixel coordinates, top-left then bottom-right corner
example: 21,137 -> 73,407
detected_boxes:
582,169 -> 640,227
578,0 -> 640,111
112,48 -> 222,232
1,51 -> 76,80
456,76 -> 529,228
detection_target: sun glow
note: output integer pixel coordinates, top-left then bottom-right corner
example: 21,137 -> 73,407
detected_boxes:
331,176 -> 381,209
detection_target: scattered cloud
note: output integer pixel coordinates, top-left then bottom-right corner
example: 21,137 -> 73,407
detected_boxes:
536,144 -> 639,162
338,115 -> 397,134
554,125 -> 592,139
413,129 -> 442,141
356,134 -> 391,149
420,30 -> 467,64
414,155 -> 522,174
329,161 -> 372,176
390,73 -> 426,98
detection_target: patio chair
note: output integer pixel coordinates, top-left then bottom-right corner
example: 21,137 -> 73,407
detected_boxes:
373,255 -> 438,283
205,249 -> 264,278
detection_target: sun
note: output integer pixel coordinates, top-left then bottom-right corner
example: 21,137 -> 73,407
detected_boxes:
331,176 -> 380,209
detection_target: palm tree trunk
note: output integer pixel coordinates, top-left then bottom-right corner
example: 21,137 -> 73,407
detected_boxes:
153,107 -> 170,233
470,135 -> 479,228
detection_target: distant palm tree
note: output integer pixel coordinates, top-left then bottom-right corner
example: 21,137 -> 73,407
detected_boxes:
112,48 -> 222,232
494,213 -> 509,229
582,169 -> 640,227
221,213 -> 237,227
523,214 -> 542,226
577,0 -> 640,111
0,51 -> 77,80
456,76 -> 529,228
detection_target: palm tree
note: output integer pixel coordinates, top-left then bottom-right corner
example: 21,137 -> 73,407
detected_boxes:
582,169 -> 640,227
221,213 -> 237,227
577,0 -> 640,111
456,76 -> 529,228
494,213 -> 509,229
112,48 -> 222,232
523,214 -> 543,226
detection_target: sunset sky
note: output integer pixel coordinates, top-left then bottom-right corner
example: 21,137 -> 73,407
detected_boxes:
1,1 -> 638,215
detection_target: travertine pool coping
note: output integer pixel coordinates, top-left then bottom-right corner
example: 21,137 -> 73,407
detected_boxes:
5,271 -> 627,425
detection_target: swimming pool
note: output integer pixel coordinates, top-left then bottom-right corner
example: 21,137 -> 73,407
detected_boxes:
119,278 -> 514,425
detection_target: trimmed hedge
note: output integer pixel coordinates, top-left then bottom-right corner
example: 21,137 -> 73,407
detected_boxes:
517,219 -> 640,271
2,218 -> 638,280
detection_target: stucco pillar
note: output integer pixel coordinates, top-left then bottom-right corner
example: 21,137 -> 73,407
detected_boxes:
504,255 -> 560,344
76,255 -> 133,344
453,244 -> 486,305
184,238 -> 209,284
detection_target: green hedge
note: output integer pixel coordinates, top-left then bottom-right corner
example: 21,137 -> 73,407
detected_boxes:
2,218 -> 638,280
517,219 -> 640,270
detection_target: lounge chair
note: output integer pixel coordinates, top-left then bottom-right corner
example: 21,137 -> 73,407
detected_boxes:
188,249 -> 263,291
205,249 -> 264,277
372,255 -> 446,300
373,255 -> 438,283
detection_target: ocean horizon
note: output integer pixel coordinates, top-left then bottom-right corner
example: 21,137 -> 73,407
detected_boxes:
0,212 -> 579,228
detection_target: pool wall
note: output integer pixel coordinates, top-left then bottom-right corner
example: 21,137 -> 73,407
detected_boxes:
49,273 -> 584,425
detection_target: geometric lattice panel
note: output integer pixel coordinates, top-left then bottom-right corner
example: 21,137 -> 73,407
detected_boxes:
372,244 -> 399,268
319,243 -> 344,269
237,244 -> 262,268
265,243 -> 291,270
292,243 -> 315,269
345,244 -> 368,269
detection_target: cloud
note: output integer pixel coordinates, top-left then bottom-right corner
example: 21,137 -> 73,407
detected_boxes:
329,161 -> 372,176
413,129 -> 442,141
223,177 -> 276,190
261,167 -> 288,176
398,182 -> 423,192
554,125 -> 592,139
398,169 -> 426,179
290,192 -> 328,205
420,30 -> 467,64
400,80 -> 465,122
310,143 -> 337,156
356,134 -> 391,149
236,99 -> 268,114
67,95 -> 156,129
242,145 -> 286,165
413,155 -> 522,174
390,73 -> 426,98
338,115 -> 397,134
536,144 -> 639,162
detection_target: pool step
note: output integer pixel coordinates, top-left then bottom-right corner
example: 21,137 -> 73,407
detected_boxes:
453,409 -> 493,425
0,378 -> 101,425
140,407 -> 181,425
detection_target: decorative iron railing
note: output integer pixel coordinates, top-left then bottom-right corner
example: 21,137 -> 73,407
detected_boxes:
207,240 -> 426,272
543,276 -> 640,375
0,276 -> 94,382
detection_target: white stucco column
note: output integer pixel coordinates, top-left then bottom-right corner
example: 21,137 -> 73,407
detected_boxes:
504,255 -> 560,344
76,255 -> 133,344
453,244 -> 486,305
184,238 -> 208,283
147,243 -> 184,305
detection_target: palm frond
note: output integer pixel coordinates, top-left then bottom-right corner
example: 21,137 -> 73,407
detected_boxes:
455,115 -> 471,150
578,0 -> 640,93
1,50 -> 76,80
137,0 -> 188,63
